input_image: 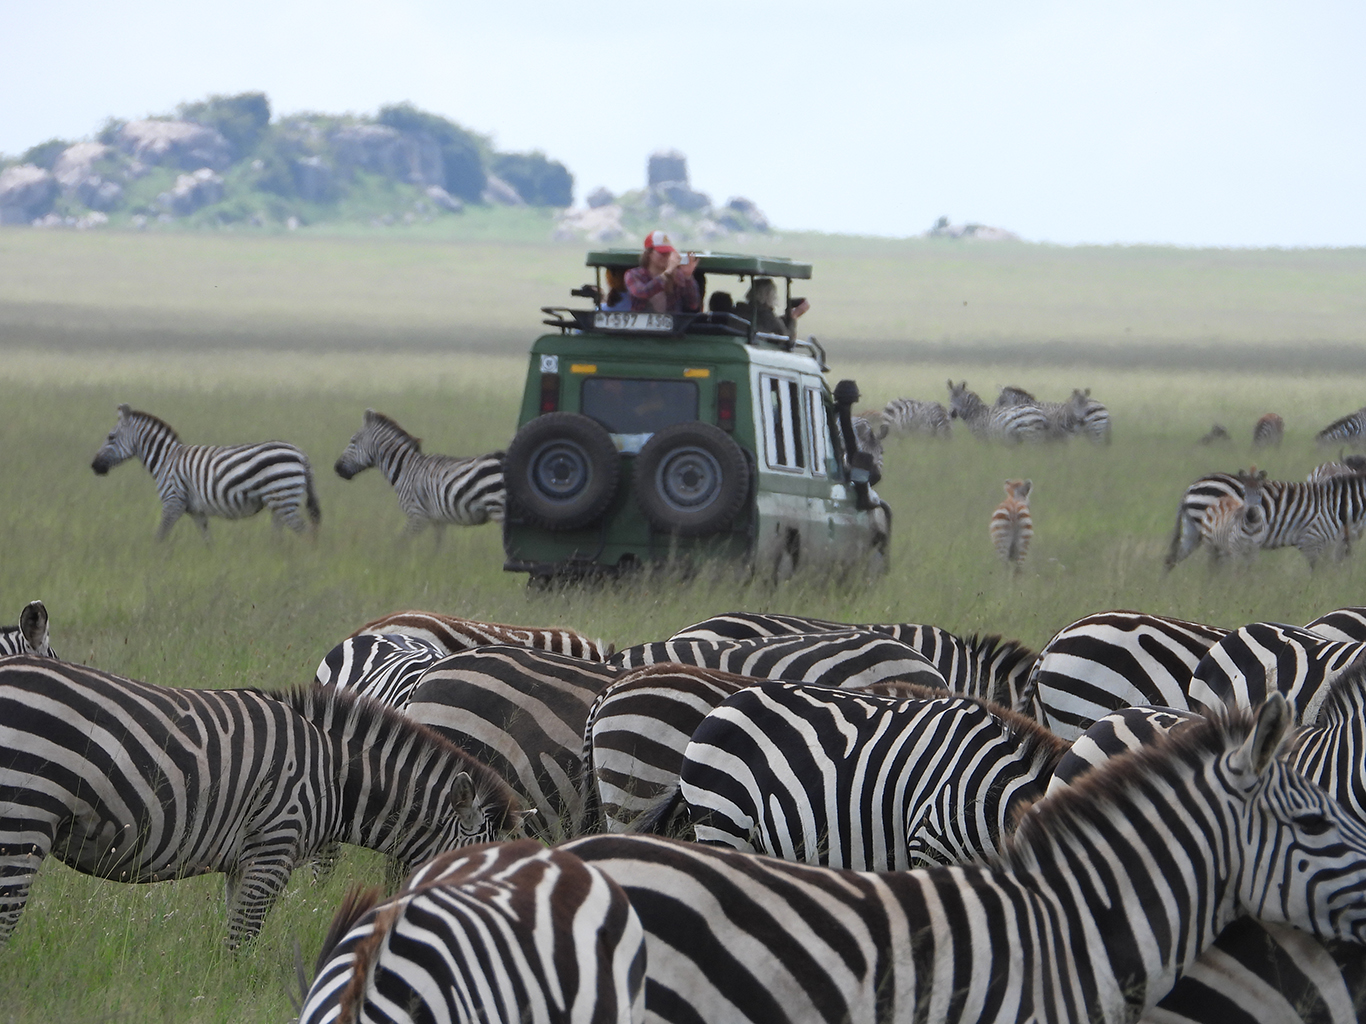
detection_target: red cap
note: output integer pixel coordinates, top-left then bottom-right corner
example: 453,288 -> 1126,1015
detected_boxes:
643,230 -> 676,255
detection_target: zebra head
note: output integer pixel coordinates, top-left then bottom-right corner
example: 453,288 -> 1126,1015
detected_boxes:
946,380 -> 984,422
1229,693 -> 1366,943
335,409 -> 418,480
91,403 -> 143,475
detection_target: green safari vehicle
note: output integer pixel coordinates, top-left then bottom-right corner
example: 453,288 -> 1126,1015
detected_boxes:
502,250 -> 890,583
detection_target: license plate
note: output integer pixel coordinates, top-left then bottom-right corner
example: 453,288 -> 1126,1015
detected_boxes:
593,312 -> 674,332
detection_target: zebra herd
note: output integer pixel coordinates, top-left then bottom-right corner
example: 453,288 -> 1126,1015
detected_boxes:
875,381 -> 1112,445
90,404 -> 505,539
9,600 -> 1366,1022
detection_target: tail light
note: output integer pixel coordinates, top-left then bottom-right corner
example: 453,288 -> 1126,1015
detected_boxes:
539,372 -> 559,414
717,380 -> 737,432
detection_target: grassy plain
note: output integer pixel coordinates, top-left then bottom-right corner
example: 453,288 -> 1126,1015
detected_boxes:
0,225 -> 1364,1022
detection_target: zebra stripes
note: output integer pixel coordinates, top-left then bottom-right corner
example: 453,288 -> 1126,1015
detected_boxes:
1254,412 -> 1285,448
995,384 -> 1077,435
678,681 -> 1069,868
610,630 -> 948,691
1306,607 -> 1366,643
314,632 -> 446,707
334,409 -> 506,531
1307,456 -> 1366,484
91,404 -> 320,539
990,478 -> 1033,568
300,840 -> 646,1024
947,379 -> 1054,443
353,609 -> 612,661
403,646 -> 619,840
566,698 -> 1366,1024
0,656 -> 521,948
1026,610 -> 1230,740
0,600 -> 54,658
1166,471 -> 1262,568
880,397 -> 952,437
1068,388 -> 1112,444
1316,406 -> 1366,449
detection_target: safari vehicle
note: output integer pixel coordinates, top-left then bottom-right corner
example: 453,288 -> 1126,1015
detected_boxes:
501,250 -> 890,584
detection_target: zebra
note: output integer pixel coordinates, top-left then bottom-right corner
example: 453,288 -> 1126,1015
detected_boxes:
995,384 -> 1079,436
675,681 -> 1070,868
1308,455 -> 1366,484
299,840 -> 646,1024
1254,412 -> 1285,448
0,656 -> 522,949
91,404 -> 320,539
946,380 -> 1054,443
314,632 -> 447,707
403,645 -> 620,840
1198,423 -> 1231,445
990,478 -> 1033,569
1025,609 -> 1230,741
1317,406 -> 1366,450
0,600 -> 55,658
334,409 -> 505,533
352,609 -> 612,661
1196,489 -> 1268,564
1306,607 -> 1366,643
880,397 -> 951,438
1249,476 -> 1366,567
564,696 -> 1366,1024
1166,469 -> 1266,568
667,611 -> 1038,711
609,630 -> 948,692
1068,388 -> 1112,443
851,415 -> 888,478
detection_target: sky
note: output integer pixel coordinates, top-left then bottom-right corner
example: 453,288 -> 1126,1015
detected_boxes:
2,0 -> 1363,247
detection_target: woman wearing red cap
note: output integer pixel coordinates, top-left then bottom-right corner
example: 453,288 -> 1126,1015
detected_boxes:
625,230 -> 701,313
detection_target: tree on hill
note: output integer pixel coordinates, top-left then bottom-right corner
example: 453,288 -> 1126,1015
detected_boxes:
178,93 -> 272,157
493,151 -> 573,207
378,103 -> 487,202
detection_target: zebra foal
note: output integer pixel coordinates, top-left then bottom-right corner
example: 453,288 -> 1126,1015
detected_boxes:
92,404 -> 320,539
0,600 -> 55,658
990,478 -> 1033,568
300,840 -> 646,1024
566,696 -> 1366,1024
0,657 -> 522,948
335,409 -> 505,533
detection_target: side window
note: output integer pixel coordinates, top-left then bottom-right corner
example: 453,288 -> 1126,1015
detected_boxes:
807,388 -> 836,477
761,374 -> 806,472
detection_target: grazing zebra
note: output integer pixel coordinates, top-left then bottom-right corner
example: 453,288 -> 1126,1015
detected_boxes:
946,380 -> 1053,443
1068,388 -> 1112,443
1308,455 -> 1366,484
352,609 -> 612,661
1198,423 -> 1231,445
1166,469 -> 1265,568
609,630 -> 948,692
334,409 -> 506,532
668,612 -> 1038,711
403,646 -> 619,840
0,657 -> 522,948
313,632 -> 446,707
676,681 -> 1069,868
1254,412 -> 1285,448
1306,607 -> 1366,643
565,697 -> 1366,1024
91,404 -> 320,539
0,600 -> 55,658
995,384 -> 1078,436
1025,609 -> 1230,740
989,478 -> 1033,568
299,841 -> 646,1024
880,397 -> 951,437
1317,406 -> 1366,450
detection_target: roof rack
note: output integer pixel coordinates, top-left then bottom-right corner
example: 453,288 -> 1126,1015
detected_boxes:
585,250 -> 812,280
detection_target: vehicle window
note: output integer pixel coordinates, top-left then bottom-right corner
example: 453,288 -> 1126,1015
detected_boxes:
761,375 -> 806,471
807,387 -> 837,476
581,378 -> 699,434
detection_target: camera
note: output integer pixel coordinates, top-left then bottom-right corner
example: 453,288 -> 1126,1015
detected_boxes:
787,296 -> 806,309
571,285 -> 602,301
678,253 -> 690,265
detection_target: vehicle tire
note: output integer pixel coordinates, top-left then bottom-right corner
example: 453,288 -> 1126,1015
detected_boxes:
635,422 -> 749,537
505,413 -> 620,531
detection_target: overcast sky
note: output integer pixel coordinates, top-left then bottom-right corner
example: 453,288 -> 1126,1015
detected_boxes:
3,0 -> 1362,246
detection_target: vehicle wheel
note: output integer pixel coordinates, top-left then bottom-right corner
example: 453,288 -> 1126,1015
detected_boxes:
505,413 -> 620,530
635,422 -> 749,537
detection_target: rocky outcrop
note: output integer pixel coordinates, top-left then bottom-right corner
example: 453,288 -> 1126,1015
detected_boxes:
645,148 -> 709,212
51,143 -> 124,211
555,203 -> 624,242
719,196 -> 769,233
481,174 -> 524,206
586,186 -> 614,209
330,124 -> 442,186
291,156 -> 337,204
0,165 -> 58,224
156,169 -> 225,216
926,216 -> 1020,241
648,149 -> 688,187
117,120 -> 233,171
424,185 -> 463,213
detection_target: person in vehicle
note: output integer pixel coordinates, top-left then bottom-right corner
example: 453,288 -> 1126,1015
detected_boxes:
735,277 -> 810,338
626,230 -> 701,313
600,267 -> 632,312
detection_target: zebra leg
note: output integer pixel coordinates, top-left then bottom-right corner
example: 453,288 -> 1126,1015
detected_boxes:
223,854 -> 297,950
155,498 -> 188,540
308,841 -> 342,886
0,833 -> 52,946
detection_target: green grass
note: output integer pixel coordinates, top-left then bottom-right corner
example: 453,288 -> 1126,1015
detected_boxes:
1,228 -> 1365,1021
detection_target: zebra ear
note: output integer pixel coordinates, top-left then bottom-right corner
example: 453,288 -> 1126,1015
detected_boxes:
1234,692 -> 1290,780
876,422 -> 890,440
363,409 -> 378,422
451,771 -> 482,829
117,403 -> 131,417
19,601 -> 48,653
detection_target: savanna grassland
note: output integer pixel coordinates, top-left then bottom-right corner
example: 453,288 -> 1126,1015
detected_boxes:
0,224 -> 1364,1022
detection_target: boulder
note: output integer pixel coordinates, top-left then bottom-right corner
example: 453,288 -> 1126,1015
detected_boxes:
723,196 -> 770,232
650,180 -> 710,212
554,203 -> 624,242
926,216 -> 1020,241
424,185 -> 463,213
0,164 -> 58,224
330,124 -> 443,186
648,149 -> 689,187
156,168 -> 225,216
78,177 -> 124,211
291,156 -> 337,204
586,186 -> 614,209
481,174 -> 525,206
52,142 -> 111,188
118,120 -> 233,171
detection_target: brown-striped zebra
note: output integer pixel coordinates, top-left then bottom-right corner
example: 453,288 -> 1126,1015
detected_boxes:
1253,412 -> 1285,448
989,478 -> 1033,567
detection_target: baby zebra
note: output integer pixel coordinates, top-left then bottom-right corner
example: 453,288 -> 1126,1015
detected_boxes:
0,600 -> 55,658
299,841 -> 646,1024
1253,412 -> 1285,448
565,696 -> 1366,1024
92,404 -> 320,539
990,478 -> 1033,568
335,409 -> 505,534
0,657 -> 521,949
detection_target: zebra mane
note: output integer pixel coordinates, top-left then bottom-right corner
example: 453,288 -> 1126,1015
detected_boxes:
965,633 -> 1038,678
279,683 -> 522,828
365,410 -> 422,452
314,882 -> 385,976
122,406 -> 180,441
1002,709 -> 1258,869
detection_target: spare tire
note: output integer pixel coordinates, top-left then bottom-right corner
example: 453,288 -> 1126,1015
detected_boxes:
635,422 -> 749,537
505,413 -> 620,530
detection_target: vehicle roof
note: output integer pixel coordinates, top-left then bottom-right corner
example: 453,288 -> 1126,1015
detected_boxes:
586,249 -> 812,280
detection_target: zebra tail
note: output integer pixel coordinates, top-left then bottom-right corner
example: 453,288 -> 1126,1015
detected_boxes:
337,897 -> 403,1024
316,883 -> 386,976
1164,510 -> 1197,571
306,468 -> 322,526
628,786 -> 686,836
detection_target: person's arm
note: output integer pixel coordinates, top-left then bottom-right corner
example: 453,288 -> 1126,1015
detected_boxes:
625,266 -> 667,302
